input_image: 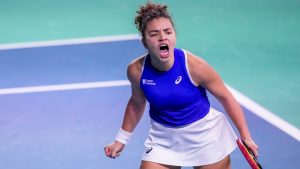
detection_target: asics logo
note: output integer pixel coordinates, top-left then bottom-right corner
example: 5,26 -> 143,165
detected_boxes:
146,147 -> 153,154
175,76 -> 182,84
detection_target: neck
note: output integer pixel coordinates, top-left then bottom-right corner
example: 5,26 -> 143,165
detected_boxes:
150,54 -> 174,72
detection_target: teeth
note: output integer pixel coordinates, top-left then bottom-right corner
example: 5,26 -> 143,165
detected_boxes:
160,44 -> 168,50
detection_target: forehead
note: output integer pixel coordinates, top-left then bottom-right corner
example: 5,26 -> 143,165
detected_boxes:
145,17 -> 174,31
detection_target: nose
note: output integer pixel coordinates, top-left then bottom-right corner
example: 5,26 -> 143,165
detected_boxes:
158,32 -> 166,41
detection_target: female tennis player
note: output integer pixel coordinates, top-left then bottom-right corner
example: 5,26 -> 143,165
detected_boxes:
105,2 -> 258,169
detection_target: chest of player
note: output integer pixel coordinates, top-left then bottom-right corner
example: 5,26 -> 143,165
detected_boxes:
141,70 -> 201,110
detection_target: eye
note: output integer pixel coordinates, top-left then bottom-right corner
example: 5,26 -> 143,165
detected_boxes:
150,33 -> 157,37
164,29 -> 173,35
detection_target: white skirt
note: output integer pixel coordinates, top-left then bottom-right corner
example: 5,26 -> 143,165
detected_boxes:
141,108 -> 237,167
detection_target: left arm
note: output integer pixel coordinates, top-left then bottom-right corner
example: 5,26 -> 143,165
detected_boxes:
187,52 -> 259,156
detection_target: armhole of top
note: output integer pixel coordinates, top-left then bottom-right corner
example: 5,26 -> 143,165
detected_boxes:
183,49 -> 198,86
138,53 -> 148,88
141,54 -> 147,74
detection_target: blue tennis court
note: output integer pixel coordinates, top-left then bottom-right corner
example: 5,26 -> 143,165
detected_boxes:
0,37 -> 299,169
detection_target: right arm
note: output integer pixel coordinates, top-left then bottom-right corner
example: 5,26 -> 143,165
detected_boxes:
104,57 -> 146,158
121,58 -> 147,132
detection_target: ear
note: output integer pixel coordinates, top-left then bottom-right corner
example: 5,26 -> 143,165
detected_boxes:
142,37 -> 148,49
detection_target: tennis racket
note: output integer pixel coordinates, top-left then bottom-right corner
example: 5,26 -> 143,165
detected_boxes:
236,138 -> 262,169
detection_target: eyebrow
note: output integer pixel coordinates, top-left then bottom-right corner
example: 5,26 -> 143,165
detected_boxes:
148,28 -> 172,33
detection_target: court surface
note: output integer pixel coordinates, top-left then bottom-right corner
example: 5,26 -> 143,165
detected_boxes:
0,37 -> 300,169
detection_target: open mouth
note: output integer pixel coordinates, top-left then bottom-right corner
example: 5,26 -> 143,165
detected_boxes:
159,44 -> 169,57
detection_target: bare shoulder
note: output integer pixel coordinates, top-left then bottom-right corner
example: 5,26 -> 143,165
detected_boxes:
185,50 -> 218,85
186,51 -> 209,68
127,55 -> 146,86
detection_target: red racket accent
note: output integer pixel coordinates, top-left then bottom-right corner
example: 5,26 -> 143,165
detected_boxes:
236,138 -> 262,169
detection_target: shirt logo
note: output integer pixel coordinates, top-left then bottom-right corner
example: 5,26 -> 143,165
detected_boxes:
175,76 -> 182,84
142,79 -> 156,85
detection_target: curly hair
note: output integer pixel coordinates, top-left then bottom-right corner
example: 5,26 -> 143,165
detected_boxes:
134,1 -> 175,37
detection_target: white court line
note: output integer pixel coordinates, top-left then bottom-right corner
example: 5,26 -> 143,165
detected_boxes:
0,34 -> 140,50
0,80 -> 299,142
226,85 -> 300,142
0,80 -> 130,95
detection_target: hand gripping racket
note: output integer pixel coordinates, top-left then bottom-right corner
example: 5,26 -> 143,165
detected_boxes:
236,138 -> 262,169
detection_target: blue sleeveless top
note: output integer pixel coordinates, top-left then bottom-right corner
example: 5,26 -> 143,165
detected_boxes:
140,48 -> 210,127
